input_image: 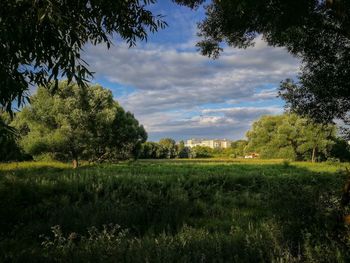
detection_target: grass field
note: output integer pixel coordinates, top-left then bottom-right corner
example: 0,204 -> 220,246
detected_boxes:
0,159 -> 349,262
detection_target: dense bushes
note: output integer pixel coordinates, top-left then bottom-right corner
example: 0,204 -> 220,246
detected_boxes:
140,142 -> 217,159
140,140 -> 192,159
189,145 -> 213,158
140,140 -> 237,159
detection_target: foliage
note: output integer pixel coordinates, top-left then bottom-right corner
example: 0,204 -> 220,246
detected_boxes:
0,0 -> 210,112
176,0 -> 350,124
140,140 -> 192,159
0,0 -> 171,112
246,114 -> 336,161
230,140 -> 248,158
330,138 -> 350,162
189,145 -> 213,158
108,108 -> 147,160
177,140 -> 191,158
0,159 -> 349,261
13,81 -> 146,166
139,142 -> 165,159
0,112 -> 31,161
158,138 -> 178,159
140,142 -> 231,159
298,121 -> 337,162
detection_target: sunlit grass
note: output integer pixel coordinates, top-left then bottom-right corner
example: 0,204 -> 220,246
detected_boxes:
0,160 -> 71,171
1,158 -> 348,173
0,159 -> 349,262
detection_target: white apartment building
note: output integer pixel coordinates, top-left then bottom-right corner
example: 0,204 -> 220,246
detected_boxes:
185,139 -> 231,149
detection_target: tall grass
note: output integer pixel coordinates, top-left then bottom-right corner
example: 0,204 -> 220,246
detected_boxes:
0,160 -> 349,262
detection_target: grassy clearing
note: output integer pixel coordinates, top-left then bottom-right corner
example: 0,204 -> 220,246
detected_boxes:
0,159 -> 349,262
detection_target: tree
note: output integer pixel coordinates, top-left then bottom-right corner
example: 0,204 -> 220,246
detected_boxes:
140,142 -> 162,159
329,138 -> 350,162
272,114 -> 305,160
158,138 -> 177,159
109,108 -> 147,160
177,140 -> 190,158
246,115 -> 286,159
4,0 -> 348,124
297,122 -> 335,162
13,81 -> 146,167
190,146 -> 213,158
0,0 -> 208,113
0,0 -> 170,112
0,112 -> 30,161
231,140 -> 248,158
246,114 -> 336,161
175,0 -> 350,124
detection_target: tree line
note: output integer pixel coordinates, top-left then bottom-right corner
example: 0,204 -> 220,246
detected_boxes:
234,114 -> 350,162
139,139 -> 230,159
2,82 -> 350,164
2,1 -> 350,164
140,114 -> 350,162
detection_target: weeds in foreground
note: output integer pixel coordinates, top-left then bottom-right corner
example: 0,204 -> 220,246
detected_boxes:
0,160 -> 349,262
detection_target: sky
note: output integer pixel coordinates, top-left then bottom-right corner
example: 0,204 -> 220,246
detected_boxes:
84,0 -> 300,142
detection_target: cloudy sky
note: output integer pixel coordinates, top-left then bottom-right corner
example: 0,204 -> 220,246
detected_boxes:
84,1 -> 300,142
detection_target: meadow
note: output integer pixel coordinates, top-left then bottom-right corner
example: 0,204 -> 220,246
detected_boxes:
0,159 -> 349,262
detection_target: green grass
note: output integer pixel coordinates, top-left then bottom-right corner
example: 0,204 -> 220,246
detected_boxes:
0,159 -> 349,262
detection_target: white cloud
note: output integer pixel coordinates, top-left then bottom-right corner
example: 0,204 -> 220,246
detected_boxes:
136,106 -> 282,141
84,36 -> 299,140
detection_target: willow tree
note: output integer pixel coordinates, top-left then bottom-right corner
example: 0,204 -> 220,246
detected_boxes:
246,114 -> 336,161
0,0 -> 169,112
13,81 -> 146,167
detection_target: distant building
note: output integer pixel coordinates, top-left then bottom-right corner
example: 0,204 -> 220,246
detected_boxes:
185,139 -> 231,149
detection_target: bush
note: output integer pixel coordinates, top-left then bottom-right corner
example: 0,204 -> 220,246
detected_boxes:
190,146 -> 213,158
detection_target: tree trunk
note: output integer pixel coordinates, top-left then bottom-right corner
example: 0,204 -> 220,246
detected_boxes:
72,158 -> 79,169
311,147 -> 316,163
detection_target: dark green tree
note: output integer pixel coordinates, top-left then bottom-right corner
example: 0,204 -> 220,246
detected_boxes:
177,140 -> 190,158
109,108 -> 147,160
0,0 -> 208,113
175,0 -> 350,124
0,0 -> 170,112
329,138 -> 350,162
0,112 -> 30,161
140,142 -> 163,159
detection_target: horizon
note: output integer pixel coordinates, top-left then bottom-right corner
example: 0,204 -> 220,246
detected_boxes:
150,137 -> 235,143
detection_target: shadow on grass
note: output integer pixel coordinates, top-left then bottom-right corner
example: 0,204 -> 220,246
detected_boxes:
0,161 -> 348,261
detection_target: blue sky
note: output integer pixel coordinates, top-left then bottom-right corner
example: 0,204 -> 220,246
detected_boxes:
84,0 -> 300,142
